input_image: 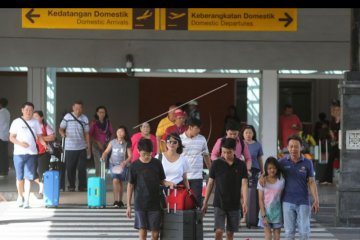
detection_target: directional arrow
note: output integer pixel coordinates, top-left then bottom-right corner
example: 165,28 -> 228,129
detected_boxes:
278,12 -> 293,28
26,8 -> 40,24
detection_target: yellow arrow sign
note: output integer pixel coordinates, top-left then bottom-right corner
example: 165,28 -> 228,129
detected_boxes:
22,8 -> 159,30
161,8 -> 297,31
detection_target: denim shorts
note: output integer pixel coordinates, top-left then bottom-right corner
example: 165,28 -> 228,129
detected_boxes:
13,154 -> 37,180
258,219 -> 283,229
134,210 -> 161,231
109,163 -> 128,181
214,207 -> 240,232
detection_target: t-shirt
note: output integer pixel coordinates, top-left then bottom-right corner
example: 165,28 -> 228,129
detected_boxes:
211,137 -> 252,165
0,108 -> 10,141
279,155 -> 314,205
161,154 -> 190,185
180,132 -> 209,180
109,139 -> 131,165
247,142 -> 263,170
131,132 -> 157,162
156,116 -> 174,152
279,114 -> 302,148
9,118 -> 42,155
60,113 -> 89,150
210,158 -> 248,211
128,158 -> 166,211
257,177 -> 285,223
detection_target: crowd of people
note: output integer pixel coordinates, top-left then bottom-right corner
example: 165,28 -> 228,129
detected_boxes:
0,97 -> 343,240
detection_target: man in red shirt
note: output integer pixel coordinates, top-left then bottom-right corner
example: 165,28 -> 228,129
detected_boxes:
162,109 -> 187,142
279,104 -> 302,149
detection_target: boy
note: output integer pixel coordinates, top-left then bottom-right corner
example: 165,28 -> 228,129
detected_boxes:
126,138 -> 166,240
202,138 -> 248,240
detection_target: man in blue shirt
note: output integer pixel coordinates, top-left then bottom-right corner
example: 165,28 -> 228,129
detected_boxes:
260,135 -> 319,240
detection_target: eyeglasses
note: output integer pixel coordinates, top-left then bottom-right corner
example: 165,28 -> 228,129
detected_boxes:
166,140 -> 178,145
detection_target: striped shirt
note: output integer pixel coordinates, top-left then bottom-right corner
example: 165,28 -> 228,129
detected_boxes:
60,113 -> 89,150
180,132 -> 209,180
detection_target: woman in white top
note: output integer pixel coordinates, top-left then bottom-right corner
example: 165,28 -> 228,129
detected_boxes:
161,133 -> 190,189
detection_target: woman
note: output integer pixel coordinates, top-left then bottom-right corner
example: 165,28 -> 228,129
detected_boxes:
161,133 -> 190,190
130,122 -> 157,162
33,110 -> 55,199
241,124 -> 264,180
101,126 -> 132,208
90,106 -> 113,176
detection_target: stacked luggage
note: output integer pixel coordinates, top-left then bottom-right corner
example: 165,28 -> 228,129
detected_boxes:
161,186 -> 203,240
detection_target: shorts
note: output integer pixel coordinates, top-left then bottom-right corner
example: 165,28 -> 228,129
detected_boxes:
110,163 -> 128,181
258,219 -> 283,229
134,210 -> 161,231
214,207 -> 240,232
13,154 -> 37,180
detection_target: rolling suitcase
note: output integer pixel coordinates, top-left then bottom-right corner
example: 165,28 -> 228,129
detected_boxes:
43,170 -> 60,208
160,189 -> 203,240
87,160 -> 106,208
246,177 -> 259,228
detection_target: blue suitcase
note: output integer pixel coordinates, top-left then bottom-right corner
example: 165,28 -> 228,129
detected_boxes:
87,160 -> 106,208
43,170 -> 60,207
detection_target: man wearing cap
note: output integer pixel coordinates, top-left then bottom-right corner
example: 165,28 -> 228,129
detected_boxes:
187,100 -> 200,120
162,109 -> 187,142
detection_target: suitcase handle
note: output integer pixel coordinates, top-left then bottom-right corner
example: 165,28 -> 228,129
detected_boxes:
100,159 -> 106,179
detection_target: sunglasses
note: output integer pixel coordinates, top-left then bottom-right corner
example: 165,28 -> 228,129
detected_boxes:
166,140 -> 178,145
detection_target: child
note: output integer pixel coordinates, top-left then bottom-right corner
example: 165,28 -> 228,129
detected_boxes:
126,138 -> 166,240
257,157 -> 285,240
101,126 -> 132,208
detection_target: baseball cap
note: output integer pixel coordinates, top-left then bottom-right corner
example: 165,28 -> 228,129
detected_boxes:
188,100 -> 198,106
175,109 -> 186,117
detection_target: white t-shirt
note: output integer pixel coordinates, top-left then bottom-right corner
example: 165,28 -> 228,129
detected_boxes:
9,118 -> 42,155
0,108 -> 10,141
161,154 -> 190,185
180,132 -> 209,180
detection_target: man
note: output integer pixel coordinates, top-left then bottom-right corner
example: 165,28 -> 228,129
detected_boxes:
202,138 -> 248,240
0,98 -> 10,177
155,105 -> 176,153
279,104 -> 302,149
211,121 -> 252,173
180,117 -> 211,206
161,109 -> 187,142
260,135 -> 320,240
127,138 -> 166,240
59,100 -> 90,192
9,102 -> 46,208
187,100 -> 200,120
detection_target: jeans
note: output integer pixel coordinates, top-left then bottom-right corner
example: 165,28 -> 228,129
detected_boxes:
283,202 -> 311,240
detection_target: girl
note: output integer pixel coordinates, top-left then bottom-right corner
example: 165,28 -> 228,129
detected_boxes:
257,157 -> 285,240
101,126 -> 132,208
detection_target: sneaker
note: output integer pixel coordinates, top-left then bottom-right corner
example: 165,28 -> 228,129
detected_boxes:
118,201 -> 125,208
35,193 -> 44,199
17,197 -> 24,207
23,201 -> 30,209
113,201 -> 119,208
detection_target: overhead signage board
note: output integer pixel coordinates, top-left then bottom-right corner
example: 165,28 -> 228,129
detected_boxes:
161,8 -> 297,31
22,8 -> 159,30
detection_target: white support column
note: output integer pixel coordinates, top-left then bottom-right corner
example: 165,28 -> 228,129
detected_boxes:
260,70 -> 279,159
27,67 -> 57,130
46,68 -> 56,130
27,67 -> 47,111
247,77 -> 261,135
